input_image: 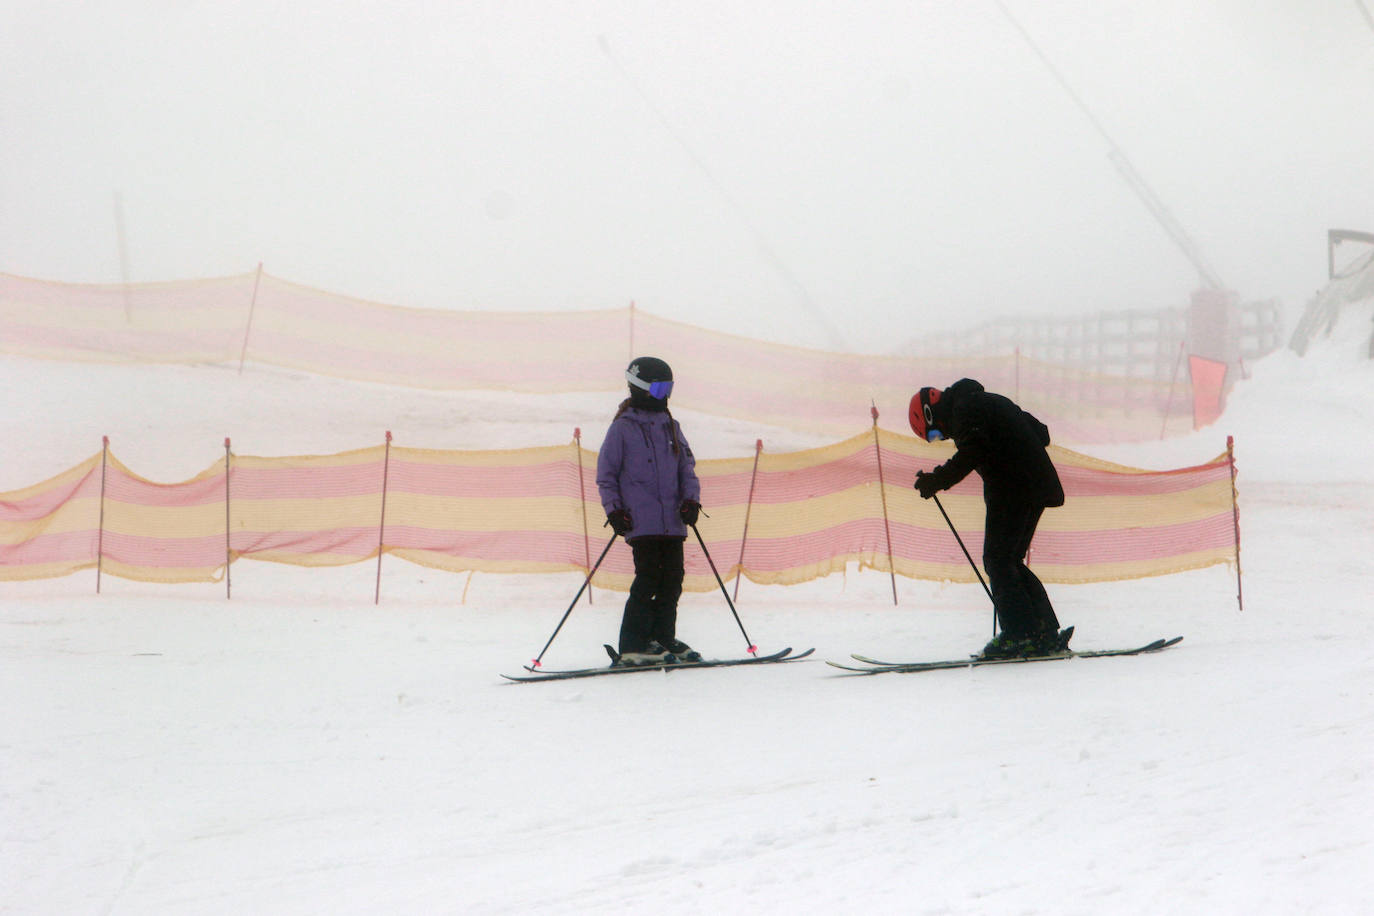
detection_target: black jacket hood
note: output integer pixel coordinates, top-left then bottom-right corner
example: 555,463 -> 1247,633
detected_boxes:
934,378 -> 985,429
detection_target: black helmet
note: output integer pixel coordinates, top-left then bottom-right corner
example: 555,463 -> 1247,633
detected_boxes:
625,356 -> 673,405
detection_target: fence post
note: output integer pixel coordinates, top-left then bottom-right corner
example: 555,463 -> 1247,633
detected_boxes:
732,439 -> 763,603
97,436 -> 109,594
870,404 -> 898,605
575,427 -> 593,604
224,437 -> 232,600
1228,435 -> 1243,611
375,431 -> 392,605
238,262 -> 263,375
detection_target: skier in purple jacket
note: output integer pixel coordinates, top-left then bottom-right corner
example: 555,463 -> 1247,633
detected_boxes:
597,356 -> 702,665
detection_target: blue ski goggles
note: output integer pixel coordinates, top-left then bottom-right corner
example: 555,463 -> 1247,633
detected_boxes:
626,371 -> 673,399
922,402 -> 944,441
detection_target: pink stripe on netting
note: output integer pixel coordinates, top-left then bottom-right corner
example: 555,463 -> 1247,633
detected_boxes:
1059,460 -> 1232,497
1028,514 -> 1236,565
389,527 -> 844,578
695,468 -> 762,505
386,526 -> 598,566
99,532 -> 226,568
394,528 -> 639,576
387,458 -> 581,499
389,528 -> 769,580
231,527 -> 380,559
889,520 -> 986,564
103,468 -> 227,507
701,520 -> 894,572
0,469 -> 101,520
0,529 -> 100,566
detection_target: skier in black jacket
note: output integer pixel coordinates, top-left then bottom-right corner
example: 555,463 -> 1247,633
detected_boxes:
909,378 -> 1071,658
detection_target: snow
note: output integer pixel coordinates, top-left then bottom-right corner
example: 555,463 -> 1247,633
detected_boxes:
3,303 -> 1373,914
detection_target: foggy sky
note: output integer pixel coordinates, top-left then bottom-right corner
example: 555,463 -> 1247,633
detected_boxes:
3,0 -> 1372,353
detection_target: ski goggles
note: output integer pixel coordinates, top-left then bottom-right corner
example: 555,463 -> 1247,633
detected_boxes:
626,372 -> 673,399
922,403 -> 944,441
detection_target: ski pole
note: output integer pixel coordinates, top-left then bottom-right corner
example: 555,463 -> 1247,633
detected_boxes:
931,493 -> 998,634
529,531 -> 618,668
691,523 -> 757,655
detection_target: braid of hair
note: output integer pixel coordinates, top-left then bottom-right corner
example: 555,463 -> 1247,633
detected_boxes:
613,398 -> 680,456
664,406 -> 681,456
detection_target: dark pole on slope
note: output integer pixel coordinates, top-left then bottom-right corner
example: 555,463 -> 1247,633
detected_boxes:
529,532 -> 619,668
991,0 -> 1224,291
1357,0 -> 1374,36
931,493 -> 998,635
691,524 -> 757,655
596,34 -> 848,350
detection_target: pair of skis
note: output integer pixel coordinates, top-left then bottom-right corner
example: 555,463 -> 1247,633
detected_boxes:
826,636 -> 1184,675
501,646 -> 815,683
500,637 -> 1183,682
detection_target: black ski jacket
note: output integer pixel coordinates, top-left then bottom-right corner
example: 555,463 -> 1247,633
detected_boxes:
923,378 -> 1065,508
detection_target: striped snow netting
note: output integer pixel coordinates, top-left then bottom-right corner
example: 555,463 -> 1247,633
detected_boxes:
0,454 -> 104,581
1,434 -> 1238,593
3,271 -> 1198,442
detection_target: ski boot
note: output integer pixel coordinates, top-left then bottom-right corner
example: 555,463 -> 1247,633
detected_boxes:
662,638 -> 703,663
609,641 -> 678,667
1023,626 -> 1075,657
978,632 -> 1036,660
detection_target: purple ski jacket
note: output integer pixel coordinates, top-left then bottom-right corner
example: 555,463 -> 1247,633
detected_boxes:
597,407 -> 701,540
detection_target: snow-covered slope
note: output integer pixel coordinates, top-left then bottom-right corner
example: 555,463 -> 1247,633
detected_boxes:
3,312 -> 1372,913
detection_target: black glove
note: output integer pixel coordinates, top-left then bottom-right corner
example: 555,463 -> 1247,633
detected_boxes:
606,509 -> 632,536
679,499 -> 701,527
915,470 -> 940,500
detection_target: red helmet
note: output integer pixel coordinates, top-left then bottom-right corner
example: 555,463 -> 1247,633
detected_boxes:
908,387 -> 944,441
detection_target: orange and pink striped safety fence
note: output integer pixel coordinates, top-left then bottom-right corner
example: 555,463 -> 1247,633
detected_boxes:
1,432 -> 1240,595
2,271 -> 1201,442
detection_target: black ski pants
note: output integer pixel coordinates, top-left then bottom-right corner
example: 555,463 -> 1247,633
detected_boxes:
983,498 -> 1059,640
619,537 -> 685,654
